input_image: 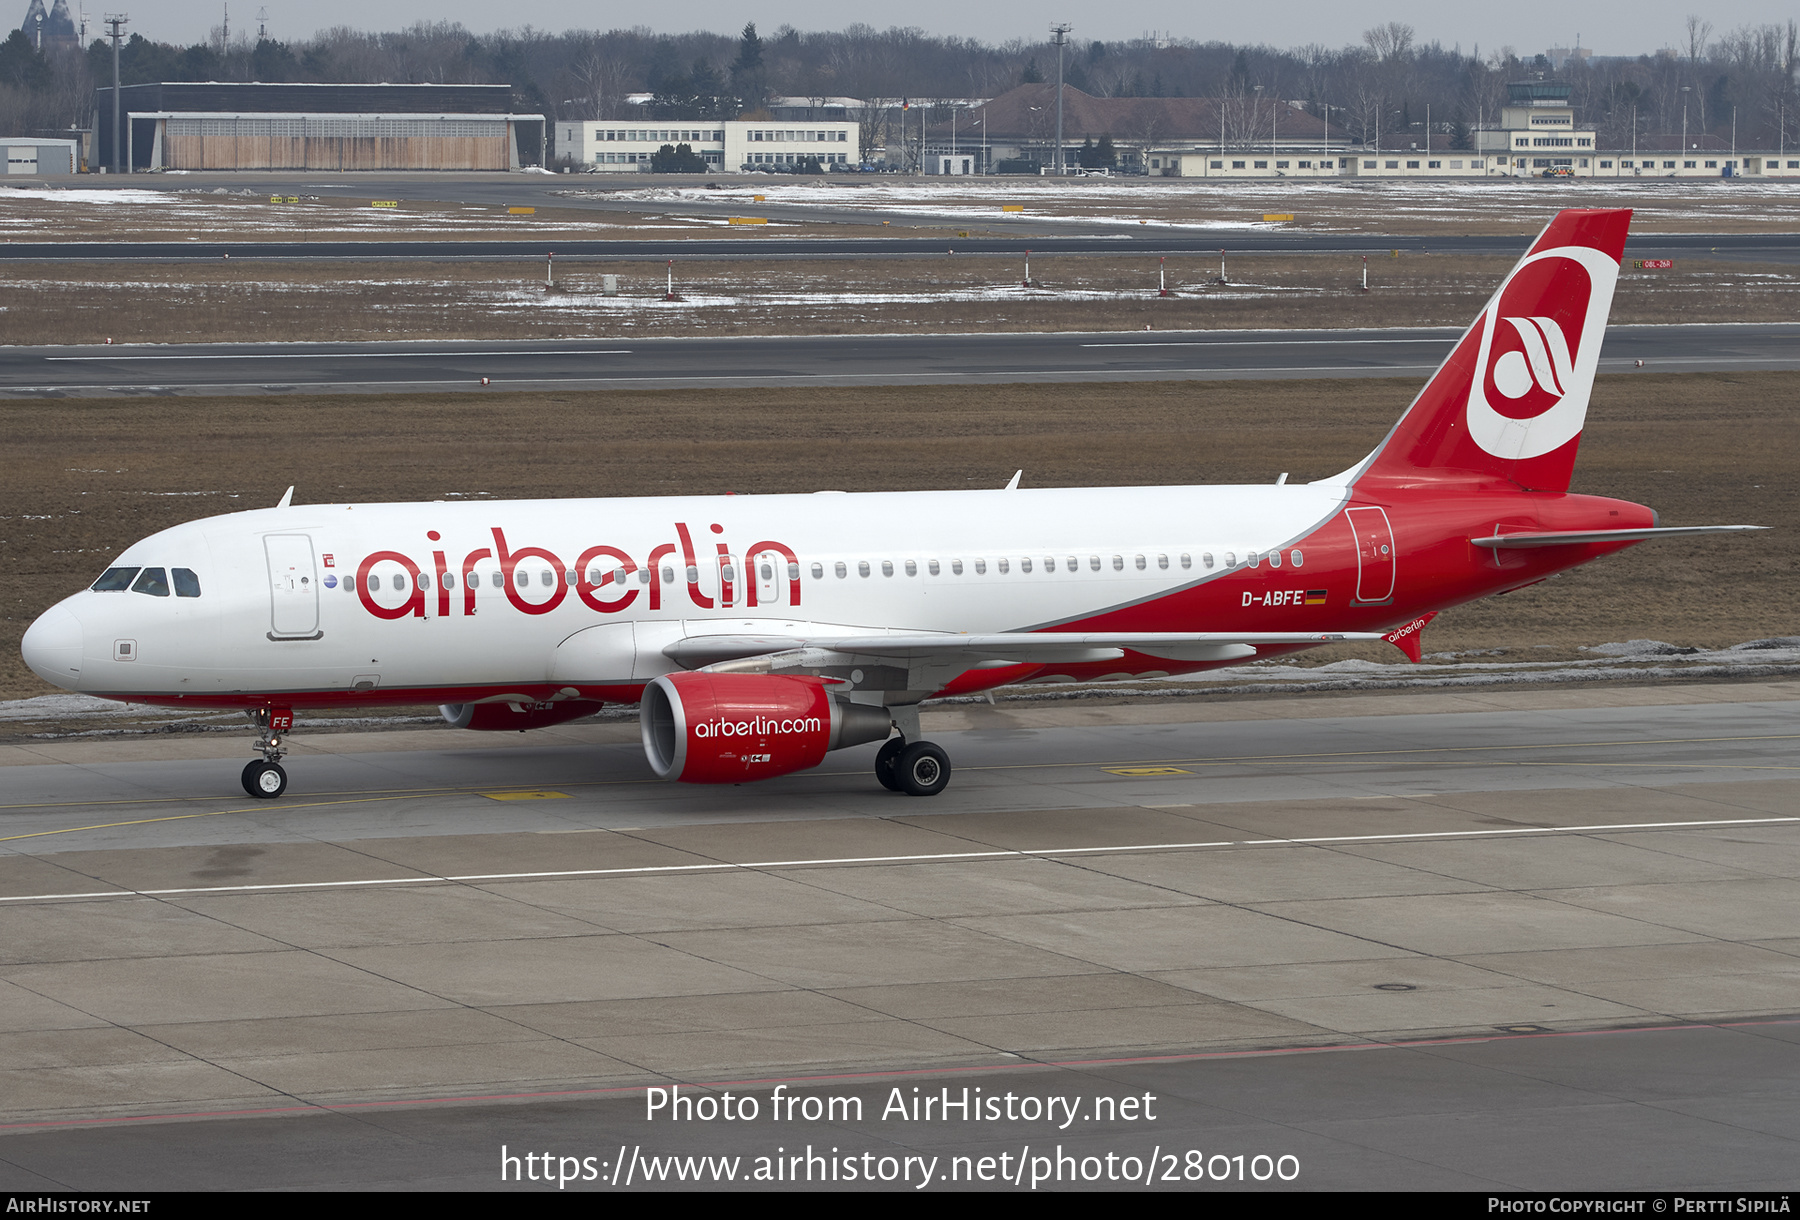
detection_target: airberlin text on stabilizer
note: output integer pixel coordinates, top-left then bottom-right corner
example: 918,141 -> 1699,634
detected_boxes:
644,1084 -> 1157,1126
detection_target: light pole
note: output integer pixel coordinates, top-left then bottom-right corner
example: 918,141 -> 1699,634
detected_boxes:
1050,23 -> 1071,175
1254,84 -> 1263,162
1682,85 -> 1692,166
105,14 -> 128,175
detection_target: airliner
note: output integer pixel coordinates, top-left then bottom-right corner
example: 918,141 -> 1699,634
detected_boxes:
19,209 -> 1759,799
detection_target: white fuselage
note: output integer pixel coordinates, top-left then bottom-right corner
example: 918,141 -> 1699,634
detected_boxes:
25,483 -> 1349,704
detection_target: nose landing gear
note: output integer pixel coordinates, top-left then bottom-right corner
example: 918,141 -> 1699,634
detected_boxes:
242,707 -> 292,799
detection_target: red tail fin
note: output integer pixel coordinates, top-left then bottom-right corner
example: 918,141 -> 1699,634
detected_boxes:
1352,209 -> 1630,493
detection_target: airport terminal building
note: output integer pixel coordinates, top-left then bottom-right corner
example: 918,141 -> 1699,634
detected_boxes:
92,83 -> 547,172
936,82 -> 1800,180
554,119 -> 859,172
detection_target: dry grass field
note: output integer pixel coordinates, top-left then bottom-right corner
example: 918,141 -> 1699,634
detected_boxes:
0,371 -> 1791,702
5,177 -> 1800,241
2,254 -> 1792,345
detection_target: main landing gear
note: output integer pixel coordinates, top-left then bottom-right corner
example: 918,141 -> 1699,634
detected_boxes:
242,707 -> 292,799
874,736 -> 952,797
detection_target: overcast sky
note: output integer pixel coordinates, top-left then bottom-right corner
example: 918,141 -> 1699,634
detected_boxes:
108,1 -> 1798,60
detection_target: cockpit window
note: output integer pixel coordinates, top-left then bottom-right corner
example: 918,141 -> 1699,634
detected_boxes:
172,568 -> 201,598
131,568 -> 171,597
92,567 -> 139,591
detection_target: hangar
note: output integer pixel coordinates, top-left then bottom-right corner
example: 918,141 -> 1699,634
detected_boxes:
0,136 -> 78,175
91,83 -> 547,172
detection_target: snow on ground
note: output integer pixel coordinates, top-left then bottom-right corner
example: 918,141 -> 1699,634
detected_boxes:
585,178 -> 1800,229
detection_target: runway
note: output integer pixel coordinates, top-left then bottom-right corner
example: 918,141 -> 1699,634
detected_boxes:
1,682 -> 1797,1189
6,230 -> 1796,262
6,323 -> 1797,397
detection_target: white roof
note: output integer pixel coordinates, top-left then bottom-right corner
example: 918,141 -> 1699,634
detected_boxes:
131,112 -> 539,122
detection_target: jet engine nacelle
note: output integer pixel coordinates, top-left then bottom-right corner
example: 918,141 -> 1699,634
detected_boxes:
641,672 -> 892,784
440,700 -> 605,731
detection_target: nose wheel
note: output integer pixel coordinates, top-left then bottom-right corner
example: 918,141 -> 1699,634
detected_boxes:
243,706 -> 294,799
874,737 -> 952,796
242,759 -> 288,799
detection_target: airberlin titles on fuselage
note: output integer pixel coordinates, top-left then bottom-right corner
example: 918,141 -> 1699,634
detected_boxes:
352,524 -> 802,620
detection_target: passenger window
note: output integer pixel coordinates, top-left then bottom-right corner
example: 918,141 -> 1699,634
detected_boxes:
1224,552 -> 1236,567
761,563 -> 773,581
928,559 -> 940,576
1291,549 -> 1304,568
92,566 -> 139,591
1134,555 -> 1146,571
515,570 -> 528,588
835,561 -> 847,578
858,561 -> 870,577
418,574 -> 430,590
443,572 -> 456,589
565,570 -> 578,586
685,566 -> 699,584
904,560 -> 917,576
1020,557 -> 1033,573
369,575 -> 382,591
998,558 -> 1010,574
1112,555 -> 1124,571
1157,554 -> 1169,570
1269,550 -> 1282,568
787,562 -> 799,581
811,563 -> 823,579
1203,553 -> 1215,569
172,568 -> 201,597
1180,554 -> 1191,570
881,560 -> 894,577
662,566 -> 675,585
542,570 -> 555,587
345,575 -> 357,591
974,559 -> 986,575
130,567 -> 170,597
951,559 -> 963,575
394,573 -> 407,590
1089,556 -> 1100,571
1248,552 -> 1260,568
1065,556 -> 1076,572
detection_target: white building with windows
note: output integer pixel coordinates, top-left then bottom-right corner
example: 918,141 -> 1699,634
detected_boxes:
555,119 -> 859,172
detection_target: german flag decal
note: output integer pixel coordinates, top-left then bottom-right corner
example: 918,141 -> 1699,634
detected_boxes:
1304,589 -> 1328,605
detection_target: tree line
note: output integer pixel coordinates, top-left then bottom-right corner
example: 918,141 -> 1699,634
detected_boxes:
1,17 -> 1795,152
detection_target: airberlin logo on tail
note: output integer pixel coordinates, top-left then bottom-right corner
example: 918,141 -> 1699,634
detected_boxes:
1492,316 -> 1573,400
1465,244 -> 1620,461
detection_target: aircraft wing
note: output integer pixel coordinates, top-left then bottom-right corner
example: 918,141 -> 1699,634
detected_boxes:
1471,526 -> 1766,549
677,630 -> 1384,674
818,631 -> 1384,662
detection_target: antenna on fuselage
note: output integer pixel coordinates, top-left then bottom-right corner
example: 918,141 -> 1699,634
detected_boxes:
1004,470 -> 1022,491
276,486 -> 294,508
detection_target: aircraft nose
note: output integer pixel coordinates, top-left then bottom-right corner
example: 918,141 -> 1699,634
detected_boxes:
21,604 -> 83,689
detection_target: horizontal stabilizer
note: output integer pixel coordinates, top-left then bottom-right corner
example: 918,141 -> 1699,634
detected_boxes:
1471,526 -> 1766,549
